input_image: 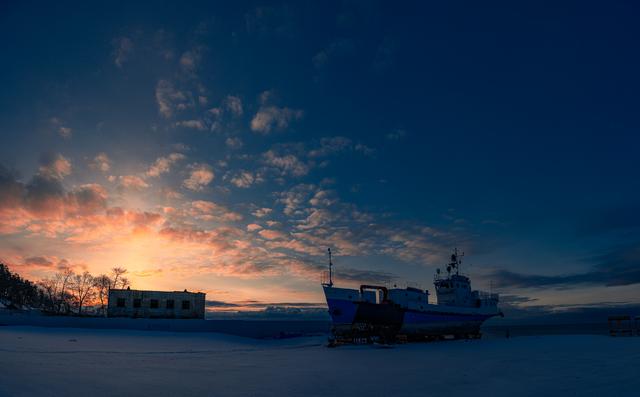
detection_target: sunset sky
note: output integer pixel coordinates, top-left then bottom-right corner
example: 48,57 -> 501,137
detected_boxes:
1,1 -> 639,316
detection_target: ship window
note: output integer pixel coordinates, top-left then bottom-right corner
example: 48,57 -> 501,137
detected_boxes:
182,300 -> 190,310
150,299 -> 159,309
116,298 -> 125,308
133,298 -> 141,308
166,299 -> 174,309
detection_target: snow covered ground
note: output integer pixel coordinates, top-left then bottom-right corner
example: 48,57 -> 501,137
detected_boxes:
0,326 -> 638,397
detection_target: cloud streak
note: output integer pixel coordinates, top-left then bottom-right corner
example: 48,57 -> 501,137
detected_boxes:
488,244 -> 640,289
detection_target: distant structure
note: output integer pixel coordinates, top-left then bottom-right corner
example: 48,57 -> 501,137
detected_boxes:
107,289 -> 205,319
608,315 -> 637,337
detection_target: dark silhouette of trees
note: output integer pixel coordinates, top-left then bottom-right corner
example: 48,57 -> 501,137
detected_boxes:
110,267 -> 127,289
0,263 -> 46,309
93,275 -> 111,316
73,271 -> 95,315
1,263 -> 132,316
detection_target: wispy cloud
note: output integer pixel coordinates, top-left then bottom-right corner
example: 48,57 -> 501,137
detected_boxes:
229,170 -> 256,188
225,137 -> 243,149
487,244 -> 640,289
183,163 -> 214,191
90,153 -> 111,173
49,117 -> 72,139
38,152 -> 71,180
262,150 -> 309,177
250,91 -> 302,134
114,175 -> 149,191
146,153 -> 186,177
155,80 -> 191,119
112,37 -> 134,68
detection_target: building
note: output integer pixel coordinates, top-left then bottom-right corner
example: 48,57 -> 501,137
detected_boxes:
107,288 -> 205,319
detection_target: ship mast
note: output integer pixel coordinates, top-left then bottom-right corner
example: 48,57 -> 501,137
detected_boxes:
327,248 -> 334,287
448,247 -> 464,276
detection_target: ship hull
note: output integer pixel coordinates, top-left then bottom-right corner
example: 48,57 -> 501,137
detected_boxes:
326,296 -> 499,340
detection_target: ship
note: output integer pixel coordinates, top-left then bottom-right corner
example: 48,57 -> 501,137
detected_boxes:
322,248 -> 502,344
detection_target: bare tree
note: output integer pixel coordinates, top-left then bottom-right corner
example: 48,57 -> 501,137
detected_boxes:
57,269 -> 75,314
119,277 -> 130,289
93,275 -> 111,316
110,267 -> 127,289
39,277 -> 61,312
72,271 -> 95,315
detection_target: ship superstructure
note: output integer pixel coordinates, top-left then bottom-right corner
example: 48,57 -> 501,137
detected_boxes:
322,248 -> 501,343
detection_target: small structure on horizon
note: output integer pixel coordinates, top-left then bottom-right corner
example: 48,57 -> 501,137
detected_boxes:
107,289 -> 205,319
608,315 -> 635,337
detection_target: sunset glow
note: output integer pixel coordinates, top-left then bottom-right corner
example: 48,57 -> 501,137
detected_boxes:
1,2 -> 639,316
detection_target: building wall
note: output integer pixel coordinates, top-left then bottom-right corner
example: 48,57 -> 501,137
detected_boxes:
107,289 -> 205,319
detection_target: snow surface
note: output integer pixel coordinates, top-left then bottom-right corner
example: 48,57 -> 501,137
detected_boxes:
0,326 -> 638,397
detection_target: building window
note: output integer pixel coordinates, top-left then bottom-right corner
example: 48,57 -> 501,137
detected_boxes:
133,298 -> 141,308
182,300 -> 190,310
150,299 -> 159,309
166,299 -> 174,309
116,298 -> 126,308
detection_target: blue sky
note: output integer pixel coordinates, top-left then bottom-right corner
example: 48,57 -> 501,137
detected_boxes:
1,1 -> 639,314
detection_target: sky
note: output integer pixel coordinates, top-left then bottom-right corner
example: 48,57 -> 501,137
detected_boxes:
1,1 -> 639,317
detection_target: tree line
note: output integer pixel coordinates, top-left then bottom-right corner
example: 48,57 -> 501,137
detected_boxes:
0,263 -> 130,316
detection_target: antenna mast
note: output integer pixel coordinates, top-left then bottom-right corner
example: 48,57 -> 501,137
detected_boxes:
327,248 -> 334,287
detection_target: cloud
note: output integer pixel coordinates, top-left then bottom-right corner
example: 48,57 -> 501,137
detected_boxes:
146,153 -> 185,177
68,184 -> 108,215
250,106 -> 303,133
229,171 -> 255,188
335,268 -> 395,285
189,200 -> 243,222
179,49 -> 202,74
205,96 -> 244,133
58,127 -> 72,139
252,208 -> 272,218
116,175 -> 149,190
38,153 -> 71,180
250,92 -> 303,133
224,96 -> 243,116
90,153 -> 111,172
225,137 -> 243,149
155,80 -> 190,119
0,164 -> 23,209
175,119 -> 206,130
488,244 -> 640,289
246,224 -> 262,232
205,300 -> 240,308
183,163 -> 214,191
309,189 -> 337,207
258,229 -> 287,240
386,129 -> 406,141
354,143 -> 375,157
308,136 -> 352,158
49,118 -> 72,139
160,187 -> 183,200
112,37 -> 134,68
0,162 -> 108,224
296,208 -> 334,230
23,256 -> 55,267
262,150 -> 308,177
